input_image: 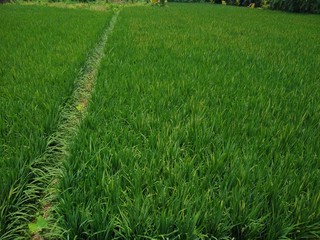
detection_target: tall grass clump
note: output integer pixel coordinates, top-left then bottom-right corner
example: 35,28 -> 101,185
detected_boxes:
56,4 -> 320,239
0,5 -> 111,238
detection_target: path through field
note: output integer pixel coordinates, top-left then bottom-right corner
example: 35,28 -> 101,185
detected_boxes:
0,5 -> 116,239
25,11 -> 120,239
1,3 -> 320,240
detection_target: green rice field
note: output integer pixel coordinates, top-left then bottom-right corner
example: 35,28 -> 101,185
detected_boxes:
0,5 -> 112,238
1,3 -> 320,239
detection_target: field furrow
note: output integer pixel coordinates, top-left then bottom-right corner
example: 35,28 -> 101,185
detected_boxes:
22,11 -> 119,239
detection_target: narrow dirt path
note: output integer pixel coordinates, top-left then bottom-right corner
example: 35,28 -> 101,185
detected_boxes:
12,10 -> 120,240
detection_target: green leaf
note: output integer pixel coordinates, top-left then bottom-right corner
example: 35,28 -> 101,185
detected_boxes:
76,103 -> 84,112
28,216 -> 48,234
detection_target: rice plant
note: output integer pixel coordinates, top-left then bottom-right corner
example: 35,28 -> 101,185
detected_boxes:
54,3 -> 320,239
1,2 -> 320,239
0,5 -> 112,238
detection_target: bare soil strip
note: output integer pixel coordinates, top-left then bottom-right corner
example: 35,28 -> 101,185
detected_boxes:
15,11 -> 119,240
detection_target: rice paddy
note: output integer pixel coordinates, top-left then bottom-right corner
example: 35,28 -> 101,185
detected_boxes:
1,3 -> 320,239
0,5 -> 112,238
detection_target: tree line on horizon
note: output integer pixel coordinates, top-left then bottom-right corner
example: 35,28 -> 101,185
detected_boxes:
166,0 -> 319,13
219,0 -> 319,13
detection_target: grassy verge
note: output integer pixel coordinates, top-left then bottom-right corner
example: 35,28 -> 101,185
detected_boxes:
57,4 -> 320,239
0,5 -> 112,238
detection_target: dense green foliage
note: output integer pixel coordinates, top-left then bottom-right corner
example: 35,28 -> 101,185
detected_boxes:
56,4 -> 320,239
268,0 -> 320,13
225,0 -> 262,7
0,5 -> 111,238
165,0 -> 320,13
225,0 -> 319,13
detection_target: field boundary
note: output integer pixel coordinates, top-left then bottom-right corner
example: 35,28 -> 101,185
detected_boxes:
7,10 -> 120,239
